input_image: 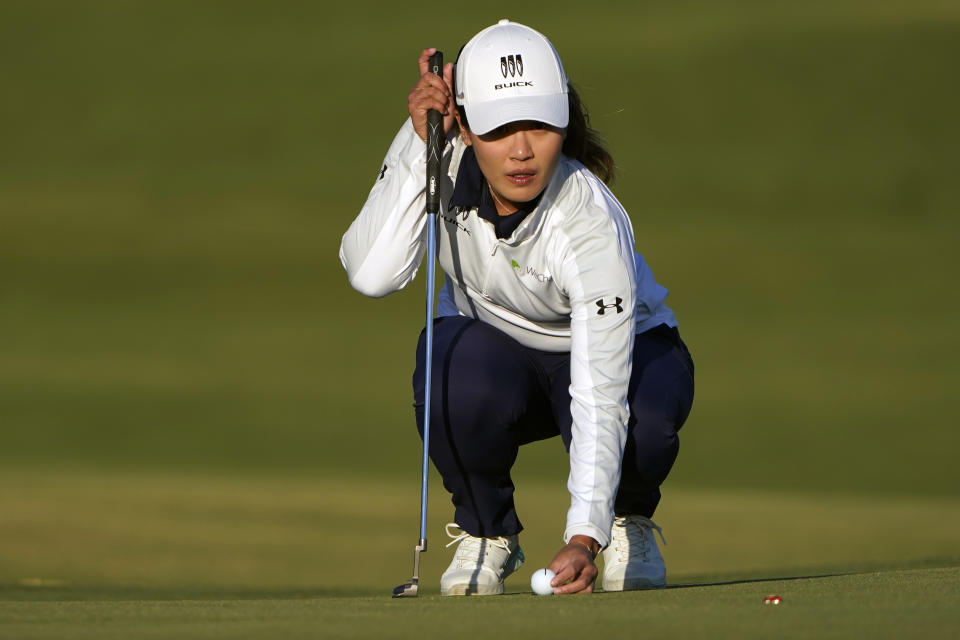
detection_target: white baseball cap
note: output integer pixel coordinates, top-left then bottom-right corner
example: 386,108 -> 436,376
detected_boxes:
455,19 -> 569,136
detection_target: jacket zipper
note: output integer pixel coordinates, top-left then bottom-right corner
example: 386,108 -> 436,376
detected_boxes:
480,236 -> 501,298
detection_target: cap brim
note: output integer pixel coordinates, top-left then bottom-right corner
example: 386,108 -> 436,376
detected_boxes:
465,93 -> 569,136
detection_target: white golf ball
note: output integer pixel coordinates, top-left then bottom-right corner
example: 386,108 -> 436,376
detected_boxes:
530,568 -> 556,595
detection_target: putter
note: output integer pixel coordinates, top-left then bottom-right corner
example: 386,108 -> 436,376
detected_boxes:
393,50 -> 444,599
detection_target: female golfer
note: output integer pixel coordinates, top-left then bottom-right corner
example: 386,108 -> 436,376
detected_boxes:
341,20 -> 694,595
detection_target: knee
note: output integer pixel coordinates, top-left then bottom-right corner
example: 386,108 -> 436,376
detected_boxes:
626,372 -> 691,466
628,345 -> 695,438
414,316 -> 476,392
415,318 -> 538,427
627,414 -> 679,465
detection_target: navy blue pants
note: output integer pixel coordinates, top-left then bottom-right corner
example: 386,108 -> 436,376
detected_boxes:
413,316 -> 694,539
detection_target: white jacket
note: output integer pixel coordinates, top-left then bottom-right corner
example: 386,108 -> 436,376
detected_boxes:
340,119 -> 677,547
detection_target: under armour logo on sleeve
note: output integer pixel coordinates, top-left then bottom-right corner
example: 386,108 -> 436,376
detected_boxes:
378,164 -> 388,180
596,297 -> 624,315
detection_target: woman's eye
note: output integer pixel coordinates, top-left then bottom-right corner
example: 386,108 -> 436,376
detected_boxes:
484,121 -> 547,138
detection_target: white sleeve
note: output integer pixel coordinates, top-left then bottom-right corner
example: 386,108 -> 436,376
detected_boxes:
557,206 -> 638,549
339,119 -> 431,298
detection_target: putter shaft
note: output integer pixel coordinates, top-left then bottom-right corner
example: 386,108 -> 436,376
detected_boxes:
394,49 -> 443,601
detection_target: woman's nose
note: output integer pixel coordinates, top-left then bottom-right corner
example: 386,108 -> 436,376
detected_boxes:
509,131 -> 533,160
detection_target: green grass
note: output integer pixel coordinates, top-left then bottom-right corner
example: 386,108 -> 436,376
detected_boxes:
3,570 -> 959,640
1,0 -> 959,636
2,472 -> 959,593
1,472 -> 958,638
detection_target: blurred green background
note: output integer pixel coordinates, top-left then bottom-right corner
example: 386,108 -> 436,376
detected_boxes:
1,0 -> 958,602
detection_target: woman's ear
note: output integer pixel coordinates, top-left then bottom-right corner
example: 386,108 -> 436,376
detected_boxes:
453,109 -> 472,146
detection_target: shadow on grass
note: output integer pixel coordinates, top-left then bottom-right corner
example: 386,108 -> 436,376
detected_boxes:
665,572 -> 848,589
664,555 -> 960,591
503,573 -> 851,597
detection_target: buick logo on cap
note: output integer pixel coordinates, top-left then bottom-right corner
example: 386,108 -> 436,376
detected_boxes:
500,54 -> 524,78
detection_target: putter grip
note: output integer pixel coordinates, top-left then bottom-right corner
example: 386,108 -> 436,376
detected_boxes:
425,51 -> 444,215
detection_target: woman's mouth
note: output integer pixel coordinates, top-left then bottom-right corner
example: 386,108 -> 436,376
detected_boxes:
507,171 -> 536,187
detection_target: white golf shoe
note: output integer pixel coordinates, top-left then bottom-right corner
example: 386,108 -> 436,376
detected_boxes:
601,515 -> 667,591
439,523 -> 525,596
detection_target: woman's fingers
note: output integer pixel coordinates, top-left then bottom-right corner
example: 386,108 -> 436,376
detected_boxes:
549,564 -> 577,589
417,47 -> 437,77
553,569 -> 597,595
409,84 -> 449,115
409,52 -> 455,142
546,542 -> 599,594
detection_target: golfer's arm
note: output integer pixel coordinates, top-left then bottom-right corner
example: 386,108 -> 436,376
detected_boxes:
340,119 -> 430,297
558,225 -> 637,549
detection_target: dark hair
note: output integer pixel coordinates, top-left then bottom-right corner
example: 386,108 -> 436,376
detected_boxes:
454,79 -> 616,184
562,83 -> 615,184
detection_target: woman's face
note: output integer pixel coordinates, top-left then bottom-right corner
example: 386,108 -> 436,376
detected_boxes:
459,119 -> 565,215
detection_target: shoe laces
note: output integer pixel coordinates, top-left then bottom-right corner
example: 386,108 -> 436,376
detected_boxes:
611,515 -> 666,562
444,523 -> 513,569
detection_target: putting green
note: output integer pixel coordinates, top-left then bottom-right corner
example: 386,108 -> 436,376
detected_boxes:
1,472 -> 958,638
0,569 -> 957,639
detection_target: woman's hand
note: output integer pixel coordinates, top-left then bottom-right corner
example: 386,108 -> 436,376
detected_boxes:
547,535 -> 601,594
408,48 -> 456,143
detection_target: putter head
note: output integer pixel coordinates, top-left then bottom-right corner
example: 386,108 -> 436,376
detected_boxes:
393,541 -> 426,598
392,579 -> 419,598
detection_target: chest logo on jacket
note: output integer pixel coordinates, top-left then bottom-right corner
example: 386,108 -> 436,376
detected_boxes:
511,260 -> 551,283
596,297 -> 624,315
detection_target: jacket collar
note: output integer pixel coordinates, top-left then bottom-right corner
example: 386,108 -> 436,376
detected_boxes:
445,133 -> 575,244
448,143 -> 555,240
